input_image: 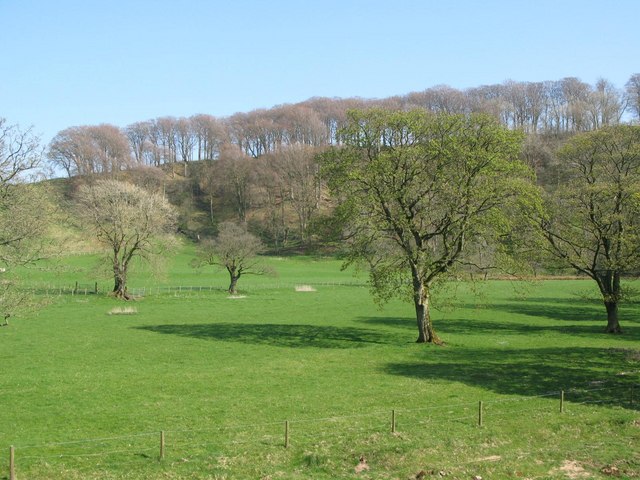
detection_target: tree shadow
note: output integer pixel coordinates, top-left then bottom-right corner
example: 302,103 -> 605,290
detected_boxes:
357,316 -> 416,330
135,323 -> 399,349
384,346 -> 639,409
434,317 -> 640,341
490,299 -> 640,325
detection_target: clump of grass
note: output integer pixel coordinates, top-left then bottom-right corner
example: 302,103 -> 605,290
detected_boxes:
295,285 -> 316,292
107,306 -> 138,315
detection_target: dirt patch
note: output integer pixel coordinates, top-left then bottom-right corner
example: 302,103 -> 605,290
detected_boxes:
474,455 -> 501,462
227,295 -> 247,299
550,460 -> 591,479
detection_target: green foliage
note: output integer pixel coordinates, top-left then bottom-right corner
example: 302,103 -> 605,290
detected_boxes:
322,109 -> 542,340
542,125 -> 640,330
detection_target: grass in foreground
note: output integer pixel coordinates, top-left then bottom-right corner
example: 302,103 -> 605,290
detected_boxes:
1,254 -> 639,479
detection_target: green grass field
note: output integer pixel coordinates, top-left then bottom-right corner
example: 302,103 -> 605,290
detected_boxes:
2,248 -> 639,479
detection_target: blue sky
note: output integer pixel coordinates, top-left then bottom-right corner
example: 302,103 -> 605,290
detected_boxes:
1,0 -> 638,144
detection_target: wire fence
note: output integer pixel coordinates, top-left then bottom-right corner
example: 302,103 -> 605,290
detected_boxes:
6,382 -> 639,479
27,280 -> 369,298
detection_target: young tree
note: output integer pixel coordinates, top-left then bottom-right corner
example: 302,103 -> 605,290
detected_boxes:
77,180 -> 177,299
323,109 -> 538,344
195,222 -> 269,294
541,125 -> 640,333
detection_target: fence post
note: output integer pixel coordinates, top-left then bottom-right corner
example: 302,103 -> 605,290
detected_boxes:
9,445 -> 15,480
284,421 -> 290,448
159,431 -> 165,460
95,282 -> 98,294
631,385 -> 635,407
560,390 -> 565,413
478,401 -> 483,427
391,409 -> 396,433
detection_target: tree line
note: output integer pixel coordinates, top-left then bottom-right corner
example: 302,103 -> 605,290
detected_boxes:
48,75 -> 640,176
42,75 -> 640,250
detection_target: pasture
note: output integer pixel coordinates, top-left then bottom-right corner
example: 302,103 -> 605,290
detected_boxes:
1,248 -> 639,479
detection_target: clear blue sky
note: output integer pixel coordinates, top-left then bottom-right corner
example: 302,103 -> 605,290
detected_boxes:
1,0 -> 638,145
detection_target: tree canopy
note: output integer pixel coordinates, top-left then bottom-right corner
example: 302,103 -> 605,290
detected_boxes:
323,109 -> 539,343
541,125 -> 640,332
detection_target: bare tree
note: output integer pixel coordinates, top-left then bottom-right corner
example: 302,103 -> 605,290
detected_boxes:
625,73 -> 640,121
217,144 -> 255,222
76,180 -> 177,299
254,155 -> 290,250
271,144 -> 324,243
125,121 -> 153,164
190,114 -> 227,160
175,117 -> 196,162
587,78 -> 626,129
48,124 -> 133,176
1,119 -> 53,320
195,221 -> 270,294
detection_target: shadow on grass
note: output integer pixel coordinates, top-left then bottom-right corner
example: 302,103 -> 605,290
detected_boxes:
384,346 -> 639,409
492,299 -> 640,324
436,318 -> 640,341
357,294 -> 640,340
135,323 -> 398,349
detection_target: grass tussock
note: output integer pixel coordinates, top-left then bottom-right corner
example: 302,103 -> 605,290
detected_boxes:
107,306 -> 138,315
295,284 -> 316,292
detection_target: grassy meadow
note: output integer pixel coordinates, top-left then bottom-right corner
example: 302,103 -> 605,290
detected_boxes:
1,246 -> 639,479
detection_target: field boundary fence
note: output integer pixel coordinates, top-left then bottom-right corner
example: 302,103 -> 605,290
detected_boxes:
6,381 -> 638,479
27,280 -> 369,298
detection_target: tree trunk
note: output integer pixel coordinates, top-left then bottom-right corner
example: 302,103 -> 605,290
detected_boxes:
413,277 -> 443,345
113,264 -> 131,300
604,300 -> 622,333
598,270 -> 622,333
228,274 -> 240,295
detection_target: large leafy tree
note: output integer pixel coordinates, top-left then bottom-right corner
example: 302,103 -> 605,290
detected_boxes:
77,180 -> 177,299
541,125 -> 640,333
323,109 -> 538,344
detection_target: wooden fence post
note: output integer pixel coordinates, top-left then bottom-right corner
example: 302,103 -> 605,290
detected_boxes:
560,390 -> 565,413
391,409 -> 396,433
9,445 -> 15,480
159,431 -> 165,460
284,421 -> 290,448
478,401 -> 483,427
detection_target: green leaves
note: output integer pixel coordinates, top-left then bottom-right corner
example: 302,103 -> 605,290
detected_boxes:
323,108 -> 539,301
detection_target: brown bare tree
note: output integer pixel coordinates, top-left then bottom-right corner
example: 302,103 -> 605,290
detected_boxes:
271,144 -> 324,243
195,221 -> 270,294
76,180 -> 177,299
48,124 -> 133,176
